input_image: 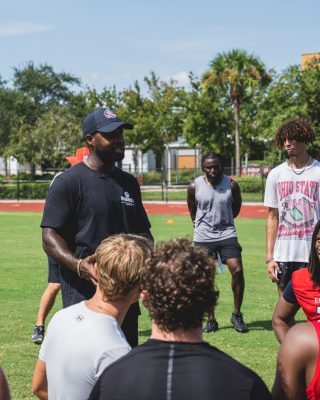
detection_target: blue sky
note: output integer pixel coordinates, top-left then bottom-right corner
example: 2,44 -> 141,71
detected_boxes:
1,0 -> 319,91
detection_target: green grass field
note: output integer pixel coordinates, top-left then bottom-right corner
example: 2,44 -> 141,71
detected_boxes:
0,212 -> 304,399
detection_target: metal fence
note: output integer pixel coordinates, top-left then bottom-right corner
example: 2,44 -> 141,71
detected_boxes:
0,166 -> 269,202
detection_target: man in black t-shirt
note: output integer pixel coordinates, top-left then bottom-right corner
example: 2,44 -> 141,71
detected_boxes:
41,107 -> 152,347
88,239 -> 271,400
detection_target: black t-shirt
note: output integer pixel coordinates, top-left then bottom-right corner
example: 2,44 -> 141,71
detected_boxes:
88,339 -> 272,400
41,163 -> 151,307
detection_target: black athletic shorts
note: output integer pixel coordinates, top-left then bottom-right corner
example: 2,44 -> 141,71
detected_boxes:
48,256 -> 60,284
194,237 -> 242,264
277,262 -> 307,290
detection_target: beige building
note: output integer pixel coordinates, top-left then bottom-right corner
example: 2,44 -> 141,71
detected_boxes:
301,52 -> 320,70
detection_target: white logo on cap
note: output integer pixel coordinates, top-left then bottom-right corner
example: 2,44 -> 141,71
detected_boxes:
103,108 -> 117,119
124,192 -> 129,197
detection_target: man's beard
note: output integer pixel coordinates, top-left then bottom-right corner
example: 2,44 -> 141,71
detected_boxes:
95,143 -> 125,164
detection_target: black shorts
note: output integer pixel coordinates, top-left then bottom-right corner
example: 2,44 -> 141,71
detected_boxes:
194,237 -> 242,264
277,262 -> 307,290
48,256 -> 60,284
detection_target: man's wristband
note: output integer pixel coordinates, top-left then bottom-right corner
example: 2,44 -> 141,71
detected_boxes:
77,259 -> 83,277
266,257 -> 274,264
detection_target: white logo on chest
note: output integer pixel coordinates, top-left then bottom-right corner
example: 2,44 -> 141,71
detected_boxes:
121,191 -> 135,206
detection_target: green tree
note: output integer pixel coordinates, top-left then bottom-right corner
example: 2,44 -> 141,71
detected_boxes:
255,60 -> 320,162
9,106 -> 82,171
0,85 -> 28,174
183,73 -> 234,159
120,72 -> 187,170
13,62 -> 80,109
8,62 -> 81,175
202,49 -> 271,175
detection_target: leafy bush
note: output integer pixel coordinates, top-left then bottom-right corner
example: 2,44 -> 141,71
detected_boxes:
0,182 -> 50,199
140,171 -> 162,185
170,168 -> 200,184
234,176 -> 265,193
139,169 -> 201,185
10,172 -> 35,181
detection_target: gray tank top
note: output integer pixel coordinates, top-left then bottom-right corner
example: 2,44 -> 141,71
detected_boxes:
193,175 -> 237,242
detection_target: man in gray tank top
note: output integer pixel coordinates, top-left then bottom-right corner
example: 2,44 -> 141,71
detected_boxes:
187,152 -> 248,333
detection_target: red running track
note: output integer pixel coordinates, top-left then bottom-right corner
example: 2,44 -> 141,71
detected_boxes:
0,201 -> 267,218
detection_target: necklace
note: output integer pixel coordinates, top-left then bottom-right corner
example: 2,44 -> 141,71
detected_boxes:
289,156 -> 312,175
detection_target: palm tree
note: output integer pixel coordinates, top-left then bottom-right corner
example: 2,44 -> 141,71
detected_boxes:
202,49 -> 271,176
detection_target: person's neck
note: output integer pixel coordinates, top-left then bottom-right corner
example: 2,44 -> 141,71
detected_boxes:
85,288 -> 130,325
84,154 -> 115,175
150,323 -> 203,343
205,174 -> 223,187
289,152 -> 311,169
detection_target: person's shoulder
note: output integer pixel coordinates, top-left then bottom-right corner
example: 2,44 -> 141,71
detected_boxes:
286,321 -> 315,338
113,168 -> 138,183
97,340 -> 148,376
311,158 -> 320,166
292,266 -> 310,282
268,162 -> 287,176
281,322 -> 317,357
193,175 -> 204,187
51,302 -> 82,320
188,180 -> 196,189
51,163 -> 86,184
309,159 -> 320,172
201,343 -> 264,378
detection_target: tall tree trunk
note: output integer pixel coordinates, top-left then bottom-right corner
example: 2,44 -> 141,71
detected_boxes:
30,163 -> 36,180
133,146 -> 139,173
4,156 -> 9,177
233,98 -> 241,177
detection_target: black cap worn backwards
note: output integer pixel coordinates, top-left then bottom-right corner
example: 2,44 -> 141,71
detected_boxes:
82,107 -> 133,136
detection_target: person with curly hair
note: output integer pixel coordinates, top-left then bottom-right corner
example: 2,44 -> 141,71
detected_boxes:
88,239 -> 271,400
32,234 -> 152,400
264,117 -> 320,295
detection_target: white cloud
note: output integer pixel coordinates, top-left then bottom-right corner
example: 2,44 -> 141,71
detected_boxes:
0,21 -> 53,37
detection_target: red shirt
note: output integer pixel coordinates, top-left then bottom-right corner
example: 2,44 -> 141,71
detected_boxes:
292,268 -> 320,322
306,321 -> 320,400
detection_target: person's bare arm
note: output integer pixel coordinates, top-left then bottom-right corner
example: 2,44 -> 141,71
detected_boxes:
42,228 -> 97,285
266,207 -> 280,281
272,296 -> 300,343
231,180 -> 242,218
0,366 -> 11,400
272,323 -> 315,400
187,182 -> 196,226
32,359 -> 48,400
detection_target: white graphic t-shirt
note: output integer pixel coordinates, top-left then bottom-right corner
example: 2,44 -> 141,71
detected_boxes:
264,159 -> 320,262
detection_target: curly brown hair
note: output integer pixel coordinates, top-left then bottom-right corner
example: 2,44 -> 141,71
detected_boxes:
96,234 -> 152,301
140,239 -> 219,332
275,118 -> 315,148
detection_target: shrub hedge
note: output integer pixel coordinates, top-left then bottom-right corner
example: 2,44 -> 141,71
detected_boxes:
0,182 -> 50,199
234,176 -> 265,193
0,174 -> 266,199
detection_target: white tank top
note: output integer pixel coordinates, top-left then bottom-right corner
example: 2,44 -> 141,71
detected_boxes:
193,175 -> 237,242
